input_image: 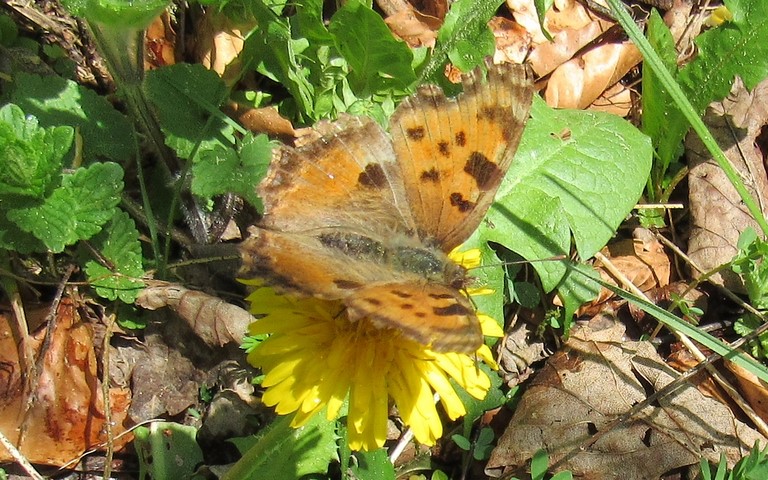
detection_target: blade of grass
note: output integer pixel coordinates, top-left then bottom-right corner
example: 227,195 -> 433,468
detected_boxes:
606,0 -> 768,236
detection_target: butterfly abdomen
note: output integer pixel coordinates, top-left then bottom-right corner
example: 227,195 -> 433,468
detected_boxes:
316,231 -> 454,283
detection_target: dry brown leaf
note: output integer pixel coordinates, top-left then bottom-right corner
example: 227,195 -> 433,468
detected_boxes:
0,299 -> 131,466
686,77 -> 768,291
490,16 -> 531,65
569,231 -> 671,316
195,11 -> 247,77
136,284 -> 253,347
545,41 -> 641,109
486,322 -> 766,478
226,103 -> 296,141
144,12 -> 176,69
384,7 -> 440,48
725,360 -> 768,425
589,81 -> 634,116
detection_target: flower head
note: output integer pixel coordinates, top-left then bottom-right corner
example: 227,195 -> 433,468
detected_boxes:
243,249 -> 503,450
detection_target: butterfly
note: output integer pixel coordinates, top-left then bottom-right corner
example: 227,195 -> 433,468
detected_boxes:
240,62 -> 534,353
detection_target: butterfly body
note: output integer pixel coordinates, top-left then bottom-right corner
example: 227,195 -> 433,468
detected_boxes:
241,62 -> 534,353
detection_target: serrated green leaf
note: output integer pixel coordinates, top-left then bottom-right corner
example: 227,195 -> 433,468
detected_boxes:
144,63 -> 234,159
7,162 -> 124,252
483,97 -> 652,291
8,73 -> 135,163
243,1 -> 317,120
84,209 -> 144,302
221,412 -> 336,480
350,448 -> 395,480
329,0 -> 415,94
0,104 -> 73,199
191,133 -> 273,209
655,0 -> 768,176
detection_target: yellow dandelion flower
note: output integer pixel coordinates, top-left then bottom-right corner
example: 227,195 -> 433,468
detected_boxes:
243,249 -> 503,451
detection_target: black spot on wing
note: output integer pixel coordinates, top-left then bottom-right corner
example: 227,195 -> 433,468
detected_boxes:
428,292 -> 455,300
433,302 -> 472,317
455,131 -> 467,147
420,168 -> 440,183
334,279 -> 362,290
358,163 -> 388,188
438,141 -> 450,157
449,192 -> 475,212
407,126 -> 426,140
464,152 -> 501,190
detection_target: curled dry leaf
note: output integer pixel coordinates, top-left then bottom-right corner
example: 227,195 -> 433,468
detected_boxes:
486,321 -> 766,478
0,299 -> 131,465
545,40 -> 641,109
227,103 -> 296,141
724,360 -> 768,426
511,0 -> 641,110
136,284 -> 253,347
686,77 -> 768,291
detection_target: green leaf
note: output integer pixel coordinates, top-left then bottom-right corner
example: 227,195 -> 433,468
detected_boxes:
61,0 -> 169,29
641,9 -> 683,184
84,209 -> 145,302
530,449 -> 550,480
243,1 -> 318,120
7,162 -> 124,252
656,0 -> 768,177
451,434 -> 471,451
191,133 -> 274,209
329,0 -> 416,94
424,0 -> 504,86
221,413 -> 336,480
134,422 -> 204,480
0,103 -> 73,199
483,97 -> 652,291
454,362 -> 505,438
144,63 -> 234,159
8,73 -> 136,163
555,262 -> 600,325
350,448 -> 396,480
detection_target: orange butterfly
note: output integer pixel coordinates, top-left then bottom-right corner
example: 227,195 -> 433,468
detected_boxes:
241,63 -> 534,353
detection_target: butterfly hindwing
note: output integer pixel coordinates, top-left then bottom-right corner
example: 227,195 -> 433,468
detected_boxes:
345,282 -> 482,353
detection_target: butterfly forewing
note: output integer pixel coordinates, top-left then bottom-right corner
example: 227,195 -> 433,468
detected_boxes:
390,63 -> 534,251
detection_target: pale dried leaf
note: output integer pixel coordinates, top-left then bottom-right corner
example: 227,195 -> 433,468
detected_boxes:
589,81 -> 633,116
195,11 -> 246,76
686,78 -> 768,291
545,41 -> 641,109
385,7 -> 439,48
137,285 -> 253,347
490,16 -> 531,65
487,322 -> 766,478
